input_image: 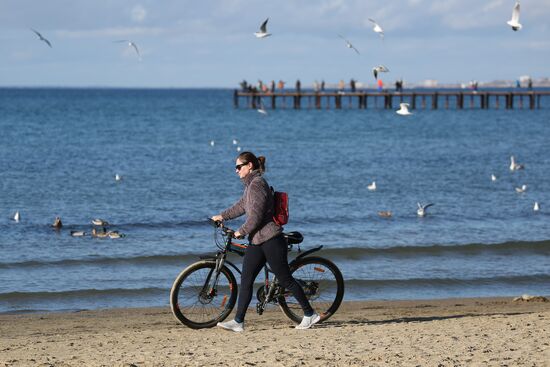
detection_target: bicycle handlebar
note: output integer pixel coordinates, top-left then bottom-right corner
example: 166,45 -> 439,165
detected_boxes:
209,219 -> 245,239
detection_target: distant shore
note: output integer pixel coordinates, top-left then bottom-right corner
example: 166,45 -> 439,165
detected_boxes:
1,296 -> 548,366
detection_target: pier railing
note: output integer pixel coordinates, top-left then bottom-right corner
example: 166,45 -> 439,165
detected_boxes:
233,90 -> 550,110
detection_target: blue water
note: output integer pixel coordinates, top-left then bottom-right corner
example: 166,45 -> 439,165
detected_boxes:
1,88 -> 549,313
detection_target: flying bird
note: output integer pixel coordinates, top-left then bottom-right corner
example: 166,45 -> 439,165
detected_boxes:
368,18 -> 384,38
507,1 -> 522,31
372,65 -> 389,79
396,103 -> 412,116
510,156 -> 524,171
115,40 -> 141,59
31,29 -> 52,48
417,203 -> 434,217
255,18 -> 272,38
338,34 -> 360,55
367,181 -> 377,191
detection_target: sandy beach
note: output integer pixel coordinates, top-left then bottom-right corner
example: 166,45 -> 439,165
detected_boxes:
1,296 -> 549,366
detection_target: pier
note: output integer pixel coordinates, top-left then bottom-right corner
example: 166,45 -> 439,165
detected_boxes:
233,90 -> 550,110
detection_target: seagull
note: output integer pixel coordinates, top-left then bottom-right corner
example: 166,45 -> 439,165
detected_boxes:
368,18 -> 384,39
396,103 -> 412,115
232,139 -> 238,145
52,216 -> 63,229
92,218 -> 109,227
417,203 -> 434,217
115,174 -> 122,181
236,146 -> 242,152
115,40 -> 141,59
507,1 -> 522,31
515,184 -> 527,193
378,210 -> 392,218
338,35 -> 360,55
31,29 -> 52,48
372,65 -> 389,79
510,156 -> 524,171
255,18 -> 272,38
257,100 -> 268,115
491,174 -> 497,182
367,181 -> 377,191
533,202 -> 540,211
210,140 -> 215,147
13,211 -> 20,222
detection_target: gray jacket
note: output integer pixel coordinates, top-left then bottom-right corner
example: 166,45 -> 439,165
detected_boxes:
221,170 -> 282,245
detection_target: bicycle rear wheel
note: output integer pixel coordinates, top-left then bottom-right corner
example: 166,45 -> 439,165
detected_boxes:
278,256 -> 344,324
170,260 -> 238,329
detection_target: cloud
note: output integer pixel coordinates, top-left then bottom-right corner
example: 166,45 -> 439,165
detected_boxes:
131,5 -> 147,22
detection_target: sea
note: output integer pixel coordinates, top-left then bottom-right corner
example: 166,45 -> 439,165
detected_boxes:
0,87 -> 549,314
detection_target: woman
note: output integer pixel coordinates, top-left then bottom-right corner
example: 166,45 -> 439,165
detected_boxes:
211,152 -> 319,332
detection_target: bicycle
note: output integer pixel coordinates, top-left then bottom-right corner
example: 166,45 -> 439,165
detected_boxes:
170,220 -> 345,329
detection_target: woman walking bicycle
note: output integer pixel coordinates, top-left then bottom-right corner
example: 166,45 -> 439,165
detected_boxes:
211,152 -> 320,332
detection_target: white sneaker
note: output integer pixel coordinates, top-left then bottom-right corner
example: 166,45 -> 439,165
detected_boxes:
217,319 -> 244,332
295,313 -> 321,329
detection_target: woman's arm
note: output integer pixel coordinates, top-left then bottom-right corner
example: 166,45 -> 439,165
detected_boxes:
220,194 -> 246,220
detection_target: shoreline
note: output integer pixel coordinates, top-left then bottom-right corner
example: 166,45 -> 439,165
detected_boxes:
1,296 -> 549,366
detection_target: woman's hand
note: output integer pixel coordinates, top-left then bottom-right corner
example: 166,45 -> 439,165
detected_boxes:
211,215 -> 223,222
234,231 -> 244,239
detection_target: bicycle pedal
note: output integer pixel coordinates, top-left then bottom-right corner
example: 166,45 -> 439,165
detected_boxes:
256,303 -> 264,315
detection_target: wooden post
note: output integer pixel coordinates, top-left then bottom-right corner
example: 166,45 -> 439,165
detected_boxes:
335,94 -> 342,109
271,94 -> 276,109
432,92 -> 438,109
251,94 -> 257,109
315,94 -> 321,109
530,93 -> 535,109
233,90 -> 239,108
458,93 -> 463,109
411,93 -> 416,109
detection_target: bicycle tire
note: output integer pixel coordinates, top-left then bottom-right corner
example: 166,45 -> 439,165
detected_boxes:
170,260 -> 238,329
278,256 -> 344,324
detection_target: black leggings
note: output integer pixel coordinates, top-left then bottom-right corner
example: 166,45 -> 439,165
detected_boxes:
234,235 -> 314,322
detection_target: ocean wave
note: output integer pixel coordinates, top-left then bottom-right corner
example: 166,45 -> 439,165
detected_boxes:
1,239 -> 549,269
0,287 -> 165,303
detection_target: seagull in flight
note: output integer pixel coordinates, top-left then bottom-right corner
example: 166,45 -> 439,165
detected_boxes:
417,203 -> 434,217
115,40 -> 141,59
396,103 -> 412,116
338,34 -> 360,55
510,156 -> 524,171
507,1 -> 522,31
31,29 -> 52,48
368,18 -> 384,39
372,65 -> 389,79
255,18 -> 272,38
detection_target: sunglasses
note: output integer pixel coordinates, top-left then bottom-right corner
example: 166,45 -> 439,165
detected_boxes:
235,162 -> 249,171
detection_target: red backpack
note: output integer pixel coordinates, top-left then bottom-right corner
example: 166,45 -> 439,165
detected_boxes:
271,187 -> 289,226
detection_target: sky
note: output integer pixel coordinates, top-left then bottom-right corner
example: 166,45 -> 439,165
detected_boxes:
1,0 -> 549,88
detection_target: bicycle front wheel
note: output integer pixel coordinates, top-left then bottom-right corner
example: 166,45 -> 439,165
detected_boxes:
170,260 -> 238,329
278,256 -> 344,324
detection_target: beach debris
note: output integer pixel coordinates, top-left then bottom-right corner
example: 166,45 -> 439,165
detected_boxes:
368,18 -> 384,39
417,202 -> 434,217
510,156 -> 524,171
513,294 -> 548,302
372,65 -> 389,80
13,211 -> 20,222
337,34 -> 360,55
31,28 -> 52,48
52,216 -> 63,229
70,230 -> 86,237
396,103 -> 412,116
491,174 -> 497,182
367,181 -> 377,191
114,40 -> 141,60
507,1 -> 522,31
515,184 -> 527,193
378,210 -> 392,218
533,202 -> 540,211
254,18 -> 271,38
92,218 -> 110,227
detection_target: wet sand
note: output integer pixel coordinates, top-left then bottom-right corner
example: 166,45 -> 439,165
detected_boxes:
1,297 -> 549,366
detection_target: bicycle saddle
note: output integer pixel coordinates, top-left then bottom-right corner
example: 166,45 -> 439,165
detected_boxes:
283,231 -> 303,245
